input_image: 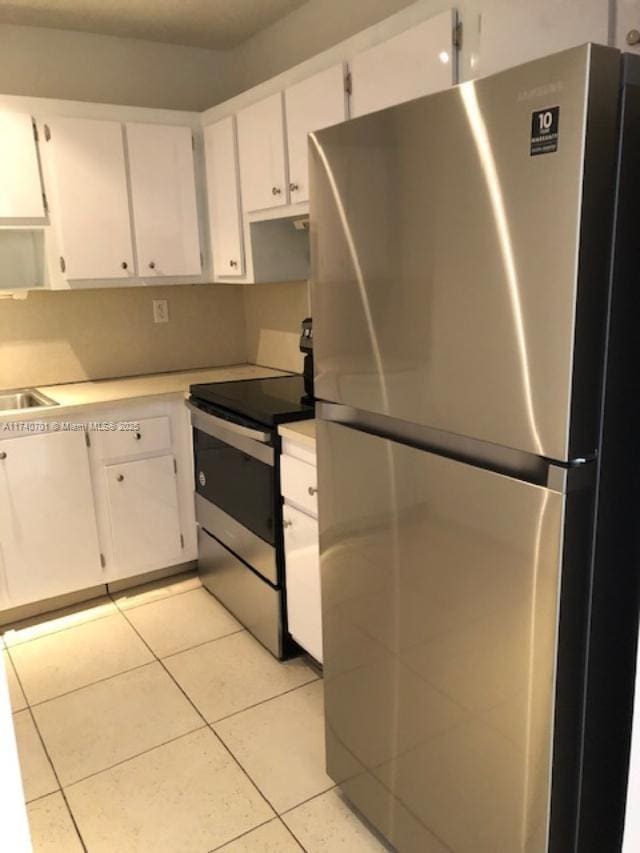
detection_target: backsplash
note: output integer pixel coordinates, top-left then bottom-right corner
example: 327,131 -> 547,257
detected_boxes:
243,280 -> 309,374
0,284 -> 246,389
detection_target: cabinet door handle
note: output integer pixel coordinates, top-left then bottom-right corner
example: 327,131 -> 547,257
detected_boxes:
271,186 -> 281,196
148,261 -> 156,270
289,182 -> 299,192
0,451 -> 6,460
116,474 -> 125,482
134,432 -> 142,441
230,259 -> 238,268
308,486 -> 318,496
283,519 -> 292,528
121,261 -> 128,270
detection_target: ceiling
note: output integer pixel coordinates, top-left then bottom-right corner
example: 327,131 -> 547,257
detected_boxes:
0,0 -> 308,49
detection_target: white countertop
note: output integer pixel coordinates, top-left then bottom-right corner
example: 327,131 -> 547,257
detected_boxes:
278,419 -> 317,448
0,364 -> 288,423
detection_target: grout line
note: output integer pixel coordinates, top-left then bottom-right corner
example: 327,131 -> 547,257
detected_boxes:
277,814 -> 310,852
116,597 -> 280,820
159,626 -> 246,662
206,817 -> 281,853
18,659 -> 156,710
62,724 -> 209,790
209,676 -> 320,727
279,784 -> 337,817
25,706 -> 88,852
111,579 -> 203,614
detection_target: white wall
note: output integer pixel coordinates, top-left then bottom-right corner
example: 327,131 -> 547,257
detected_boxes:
0,23 -> 233,111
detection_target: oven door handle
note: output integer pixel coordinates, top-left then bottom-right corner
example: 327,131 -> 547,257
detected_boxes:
186,401 -> 271,445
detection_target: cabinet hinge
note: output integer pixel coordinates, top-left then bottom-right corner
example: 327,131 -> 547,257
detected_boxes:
344,71 -> 352,96
173,458 -> 178,474
180,533 -> 185,549
59,256 -> 66,273
42,193 -> 49,214
84,431 -> 91,447
453,20 -> 463,50
100,553 -> 106,568
44,124 -> 51,142
192,134 -> 195,150
32,120 -> 39,143
199,251 -> 203,268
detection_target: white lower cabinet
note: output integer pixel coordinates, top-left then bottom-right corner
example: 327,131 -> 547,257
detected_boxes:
0,431 -> 103,609
105,455 -> 183,576
283,503 -> 322,663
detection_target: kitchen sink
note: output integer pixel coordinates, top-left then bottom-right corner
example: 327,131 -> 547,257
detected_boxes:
0,389 -> 58,412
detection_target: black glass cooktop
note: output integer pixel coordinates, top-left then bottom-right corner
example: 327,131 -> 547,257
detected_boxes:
190,375 -> 314,428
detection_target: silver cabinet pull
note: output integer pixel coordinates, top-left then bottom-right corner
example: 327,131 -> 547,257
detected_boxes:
271,187 -> 281,196
116,474 -> 124,482
0,451 -> 6,460
148,261 -> 156,270
230,259 -> 238,268
289,182 -> 299,192
134,432 -> 142,441
283,519 -> 292,528
121,261 -> 128,270
308,486 -> 318,496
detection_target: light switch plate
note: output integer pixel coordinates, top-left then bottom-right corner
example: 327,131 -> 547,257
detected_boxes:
152,299 -> 169,324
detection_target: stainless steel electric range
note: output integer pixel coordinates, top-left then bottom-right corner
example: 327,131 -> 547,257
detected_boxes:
187,375 -> 314,659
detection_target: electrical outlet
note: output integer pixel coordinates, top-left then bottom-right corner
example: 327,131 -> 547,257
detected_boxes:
152,299 -> 169,324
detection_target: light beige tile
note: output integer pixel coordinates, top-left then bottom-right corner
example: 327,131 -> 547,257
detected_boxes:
27,792 -> 83,853
283,789 -> 388,852
10,613 -> 154,705
216,819 -> 302,852
2,596 -> 117,648
125,587 -> 242,658
32,662 -> 203,785
164,631 -> 317,722
13,710 -> 58,802
112,570 -> 201,611
214,681 -> 332,813
4,650 -> 27,711
66,728 -> 274,853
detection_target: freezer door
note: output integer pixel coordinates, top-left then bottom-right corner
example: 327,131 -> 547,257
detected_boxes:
310,44 -> 620,462
318,421 -> 566,853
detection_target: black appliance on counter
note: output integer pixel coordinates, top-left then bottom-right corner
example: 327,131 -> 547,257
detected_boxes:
300,316 -> 314,403
187,374 -> 314,659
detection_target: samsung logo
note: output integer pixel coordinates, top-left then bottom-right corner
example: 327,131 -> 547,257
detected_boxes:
517,81 -> 564,101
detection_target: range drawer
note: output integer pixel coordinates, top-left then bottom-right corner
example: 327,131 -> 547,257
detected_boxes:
100,415 -> 172,461
280,454 -> 318,517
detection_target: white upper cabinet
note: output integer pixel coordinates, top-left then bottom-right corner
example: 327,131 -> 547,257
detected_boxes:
237,93 -> 288,212
0,112 -> 44,219
350,10 -> 456,118
204,117 -> 245,277
126,122 -> 202,277
284,64 -> 348,203
44,117 -> 134,280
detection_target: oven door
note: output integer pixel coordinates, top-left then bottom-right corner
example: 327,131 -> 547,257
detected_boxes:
188,402 -> 278,585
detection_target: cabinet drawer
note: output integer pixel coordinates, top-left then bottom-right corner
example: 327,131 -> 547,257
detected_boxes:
280,454 -> 317,516
100,416 -> 171,461
283,503 -> 322,662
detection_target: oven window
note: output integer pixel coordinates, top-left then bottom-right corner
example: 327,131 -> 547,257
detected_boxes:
194,428 -> 275,544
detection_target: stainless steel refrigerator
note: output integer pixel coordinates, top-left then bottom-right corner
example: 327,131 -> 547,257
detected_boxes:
310,44 -> 640,853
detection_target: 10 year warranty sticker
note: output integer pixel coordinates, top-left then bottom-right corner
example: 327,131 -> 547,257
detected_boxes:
531,106 -> 560,156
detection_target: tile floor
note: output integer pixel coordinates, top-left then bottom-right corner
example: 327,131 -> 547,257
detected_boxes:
3,571 -> 389,852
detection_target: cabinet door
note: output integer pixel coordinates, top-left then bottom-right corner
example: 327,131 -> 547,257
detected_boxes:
44,117 -> 134,279
0,432 -> 103,608
285,65 -> 347,203
237,93 -> 288,212
0,112 -> 44,219
105,455 -> 182,576
283,503 -> 322,662
204,117 -> 245,277
126,122 -> 202,277
350,10 -> 456,118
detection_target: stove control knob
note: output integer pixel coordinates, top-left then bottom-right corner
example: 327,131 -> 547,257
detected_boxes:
198,471 -> 206,488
